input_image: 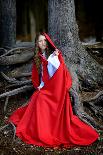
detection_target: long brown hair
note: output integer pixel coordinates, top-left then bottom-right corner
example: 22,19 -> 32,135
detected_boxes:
34,32 -> 54,74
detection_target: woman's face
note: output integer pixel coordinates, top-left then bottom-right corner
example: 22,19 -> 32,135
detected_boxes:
38,35 -> 47,51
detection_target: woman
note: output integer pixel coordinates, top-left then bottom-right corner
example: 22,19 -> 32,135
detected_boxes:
9,32 -> 99,148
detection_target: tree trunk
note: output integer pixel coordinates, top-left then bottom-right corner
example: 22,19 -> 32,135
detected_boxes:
0,0 -> 16,48
48,0 -> 103,128
48,0 -> 103,86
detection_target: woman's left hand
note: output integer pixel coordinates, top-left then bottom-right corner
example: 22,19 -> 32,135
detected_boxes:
54,49 -> 59,56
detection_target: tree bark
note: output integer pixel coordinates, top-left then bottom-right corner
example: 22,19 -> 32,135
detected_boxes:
48,0 -> 103,86
48,0 -> 103,128
0,0 -> 16,48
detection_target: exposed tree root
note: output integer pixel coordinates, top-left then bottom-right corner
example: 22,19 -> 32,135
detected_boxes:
83,91 -> 103,123
1,72 -> 32,85
70,88 -> 102,129
0,85 -> 33,98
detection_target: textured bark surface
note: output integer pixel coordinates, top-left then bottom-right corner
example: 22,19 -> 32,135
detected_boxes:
48,0 -> 103,128
0,0 -> 16,47
48,0 -> 103,86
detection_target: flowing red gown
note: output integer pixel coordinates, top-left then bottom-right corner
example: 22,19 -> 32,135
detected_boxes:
9,33 -> 99,147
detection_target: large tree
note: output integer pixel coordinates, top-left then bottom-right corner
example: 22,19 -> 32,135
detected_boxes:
48,0 -> 103,128
0,0 -> 16,47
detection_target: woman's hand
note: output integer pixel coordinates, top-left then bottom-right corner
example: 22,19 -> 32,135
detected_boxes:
54,49 -> 59,56
37,86 -> 41,91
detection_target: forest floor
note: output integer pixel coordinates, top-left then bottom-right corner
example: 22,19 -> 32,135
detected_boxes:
0,89 -> 103,155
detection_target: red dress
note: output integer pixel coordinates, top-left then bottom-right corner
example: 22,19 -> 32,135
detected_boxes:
9,33 -> 99,147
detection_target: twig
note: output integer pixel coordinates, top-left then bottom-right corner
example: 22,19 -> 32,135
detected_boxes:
84,90 -> 103,102
10,122 -> 16,141
0,124 -> 9,132
4,96 -> 9,113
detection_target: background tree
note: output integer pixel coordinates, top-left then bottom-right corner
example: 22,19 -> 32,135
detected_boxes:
0,0 -> 16,47
0,0 -> 34,113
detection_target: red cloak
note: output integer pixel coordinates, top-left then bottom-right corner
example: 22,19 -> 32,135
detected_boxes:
9,33 -> 99,147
